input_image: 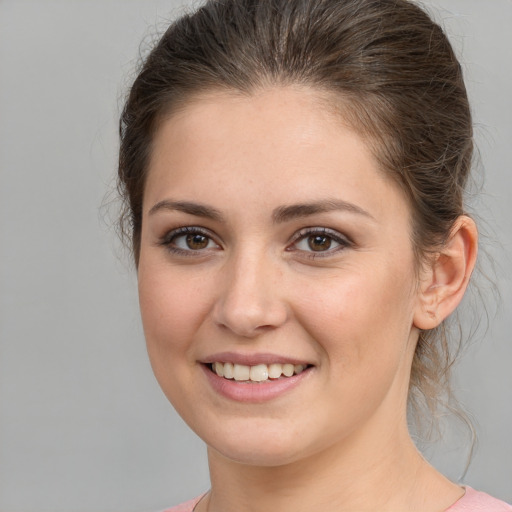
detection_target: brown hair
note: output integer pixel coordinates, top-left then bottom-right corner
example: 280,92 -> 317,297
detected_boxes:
118,0 -> 473,433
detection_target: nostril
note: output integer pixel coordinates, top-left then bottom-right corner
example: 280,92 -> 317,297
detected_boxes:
211,265 -> 289,337
213,301 -> 288,338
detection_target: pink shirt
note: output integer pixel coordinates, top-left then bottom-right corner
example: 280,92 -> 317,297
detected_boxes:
162,487 -> 512,512
447,486 -> 512,511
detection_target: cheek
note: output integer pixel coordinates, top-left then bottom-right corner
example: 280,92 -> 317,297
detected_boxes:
294,261 -> 417,372
291,264 -> 417,434
137,261 -> 219,422
138,262 -> 213,362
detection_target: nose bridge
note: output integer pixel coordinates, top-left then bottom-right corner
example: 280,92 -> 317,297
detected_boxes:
213,243 -> 287,337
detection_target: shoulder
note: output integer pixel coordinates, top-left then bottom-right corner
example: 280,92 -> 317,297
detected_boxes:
159,495 -> 203,512
446,486 -> 512,512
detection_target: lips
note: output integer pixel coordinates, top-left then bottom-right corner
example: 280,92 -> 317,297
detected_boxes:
199,352 -> 314,402
211,361 -> 307,382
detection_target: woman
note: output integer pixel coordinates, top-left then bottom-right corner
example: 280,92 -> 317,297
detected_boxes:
117,0 -> 512,510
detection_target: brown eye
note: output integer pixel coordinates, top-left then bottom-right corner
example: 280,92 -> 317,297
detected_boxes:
163,228 -> 220,253
307,235 -> 332,252
186,233 -> 209,250
291,228 -> 349,256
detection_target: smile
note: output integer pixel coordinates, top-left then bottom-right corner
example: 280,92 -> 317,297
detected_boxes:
210,362 -> 308,382
201,353 -> 314,402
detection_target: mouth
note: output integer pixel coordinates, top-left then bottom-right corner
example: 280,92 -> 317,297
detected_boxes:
207,362 -> 312,383
201,355 -> 314,402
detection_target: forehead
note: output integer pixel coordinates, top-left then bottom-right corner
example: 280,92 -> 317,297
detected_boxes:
144,86 -> 408,222
151,85 -> 346,160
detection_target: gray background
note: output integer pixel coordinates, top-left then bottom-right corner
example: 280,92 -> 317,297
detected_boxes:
0,1 -> 510,510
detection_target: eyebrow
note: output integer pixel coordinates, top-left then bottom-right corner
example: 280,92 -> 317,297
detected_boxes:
272,199 -> 375,224
148,200 -> 224,222
148,198 -> 374,223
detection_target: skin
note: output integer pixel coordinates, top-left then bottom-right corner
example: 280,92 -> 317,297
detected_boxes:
137,86 -> 477,511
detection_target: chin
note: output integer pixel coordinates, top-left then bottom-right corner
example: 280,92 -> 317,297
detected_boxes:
210,439 -> 305,467
197,419 -> 311,467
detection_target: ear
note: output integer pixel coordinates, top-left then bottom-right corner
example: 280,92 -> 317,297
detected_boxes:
414,215 -> 478,330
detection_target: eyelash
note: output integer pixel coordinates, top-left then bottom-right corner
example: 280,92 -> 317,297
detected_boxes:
158,226 -> 352,258
288,227 -> 352,259
158,226 -> 220,256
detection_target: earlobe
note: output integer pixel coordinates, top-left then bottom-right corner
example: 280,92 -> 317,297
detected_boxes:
413,216 -> 478,330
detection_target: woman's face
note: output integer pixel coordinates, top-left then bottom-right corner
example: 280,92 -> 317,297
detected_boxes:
138,86 -> 423,466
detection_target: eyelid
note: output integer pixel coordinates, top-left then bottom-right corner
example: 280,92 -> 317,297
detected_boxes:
157,225 -> 351,258
287,227 -> 353,256
159,226 -> 222,254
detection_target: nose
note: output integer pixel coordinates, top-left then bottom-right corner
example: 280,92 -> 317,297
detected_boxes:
212,249 -> 288,338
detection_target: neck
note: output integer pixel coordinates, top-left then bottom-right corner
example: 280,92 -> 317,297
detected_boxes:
200,336 -> 463,512
203,416 -> 460,512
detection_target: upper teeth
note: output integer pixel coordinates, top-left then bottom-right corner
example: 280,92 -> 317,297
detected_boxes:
212,362 -> 306,382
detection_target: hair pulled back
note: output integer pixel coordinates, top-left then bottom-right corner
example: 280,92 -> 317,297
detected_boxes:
118,0 -> 473,430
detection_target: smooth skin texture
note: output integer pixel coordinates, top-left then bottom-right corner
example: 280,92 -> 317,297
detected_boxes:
138,86 -> 477,512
